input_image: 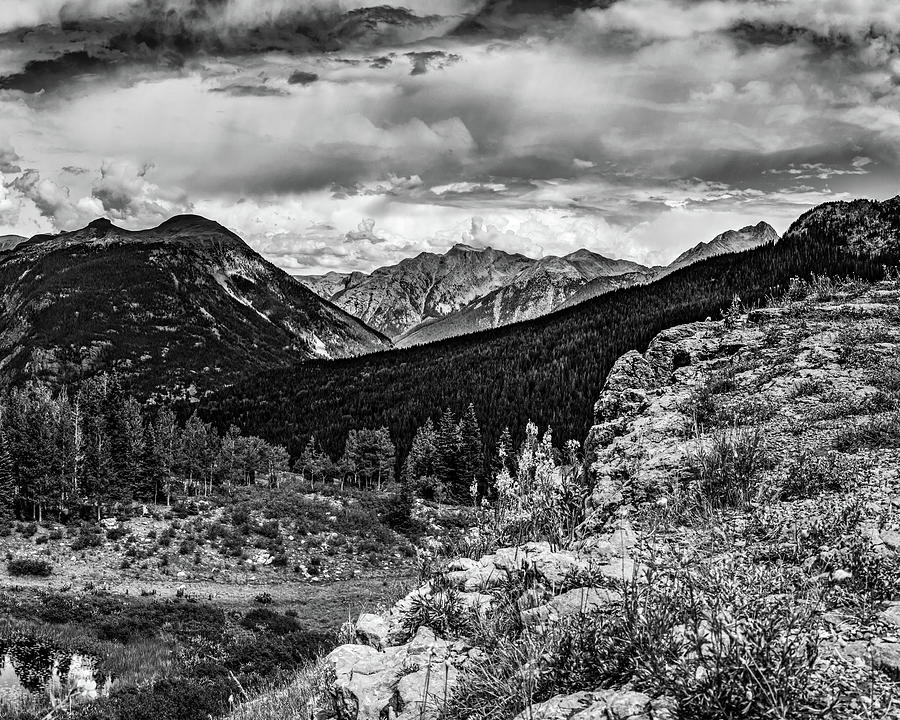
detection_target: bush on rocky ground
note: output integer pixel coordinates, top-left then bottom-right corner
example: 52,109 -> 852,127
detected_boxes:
445,559 -> 825,720
684,427 -> 770,511
7,558 -> 52,576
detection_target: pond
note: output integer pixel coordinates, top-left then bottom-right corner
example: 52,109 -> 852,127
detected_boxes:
0,635 -> 111,713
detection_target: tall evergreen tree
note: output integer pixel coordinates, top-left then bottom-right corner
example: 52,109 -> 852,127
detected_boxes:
0,434 -> 15,518
457,403 -> 483,500
403,418 -> 439,498
435,408 -> 460,497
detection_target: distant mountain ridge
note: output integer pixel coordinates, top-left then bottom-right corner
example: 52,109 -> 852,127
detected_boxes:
0,235 -> 25,252
0,215 -> 389,395
298,244 -> 650,341
665,221 -> 779,274
299,222 -> 779,346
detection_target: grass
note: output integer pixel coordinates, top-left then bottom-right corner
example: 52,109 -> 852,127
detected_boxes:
443,559 -> 827,720
224,662 -> 330,720
684,426 -> 770,511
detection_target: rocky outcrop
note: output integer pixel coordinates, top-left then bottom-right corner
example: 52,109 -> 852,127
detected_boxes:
511,690 -> 677,720
323,521 -> 639,719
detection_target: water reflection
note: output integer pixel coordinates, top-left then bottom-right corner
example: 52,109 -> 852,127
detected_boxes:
0,637 -> 111,711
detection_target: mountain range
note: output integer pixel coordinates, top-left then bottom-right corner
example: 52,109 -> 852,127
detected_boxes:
0,215 -> 388,396
297,221 -> 779,345
203,196 -> 900,464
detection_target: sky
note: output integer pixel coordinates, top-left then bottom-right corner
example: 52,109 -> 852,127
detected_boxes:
1,0 -> 899,274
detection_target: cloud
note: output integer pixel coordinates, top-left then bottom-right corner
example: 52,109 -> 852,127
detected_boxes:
10,169 -> 89,227
91,160 -> 191,222
3,0 -> 900,274
288,71 -> 319,86
209,83 -> 288,97
0,142 -> 21,174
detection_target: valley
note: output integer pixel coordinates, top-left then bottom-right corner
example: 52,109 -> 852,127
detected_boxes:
3,0 -> 897,717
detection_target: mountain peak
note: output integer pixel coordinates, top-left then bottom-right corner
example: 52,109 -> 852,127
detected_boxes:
669,221 -> 779,272
154,214 -> 240,239
450,242 -> 485,253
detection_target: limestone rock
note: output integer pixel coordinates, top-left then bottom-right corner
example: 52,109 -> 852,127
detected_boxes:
521,586 -> 622,628
511,689 -> 663,720
395,662 -> 459,719
356,613 -> 390,650
843,641 -> 900,678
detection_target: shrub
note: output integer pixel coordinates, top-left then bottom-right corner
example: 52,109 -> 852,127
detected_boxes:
483,424 -> 588,548
19,522 -> 37,538
833,413 -> 900,451
106,526 -> 128,541
778,450 -> 860,499
179,538 -> 198,556
256,520 -> 280,539
450,561 -> 824,720
8,558 -> 52,576
71,526 -> 103,551
397,584 -> 472,643
254,592 -> 273,605
685,427 -> 770,510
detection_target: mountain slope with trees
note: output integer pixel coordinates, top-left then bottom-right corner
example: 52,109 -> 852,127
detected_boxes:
0,215 -> 390,397
201,197 -> 900,475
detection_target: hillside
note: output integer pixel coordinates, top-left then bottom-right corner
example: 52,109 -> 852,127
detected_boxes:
307,272 -> 900,720
200,197 -> 900,470
0,215 -> 389,395
0,235 -> 25,252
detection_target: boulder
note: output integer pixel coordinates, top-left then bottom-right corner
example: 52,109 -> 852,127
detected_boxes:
395,662 -> 459,719
880,529 -> 900,551
843,641 -> 900,678
356,613 -> 390,650
511,689 -> 670,720
521,586 -> 622,629
880,603 -> 900,629
326,644 -> 397,720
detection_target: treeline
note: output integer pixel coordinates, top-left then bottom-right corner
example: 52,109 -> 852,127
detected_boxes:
296,404 -> 485,500
200,207 -> 900,472
0,376 -> 290,522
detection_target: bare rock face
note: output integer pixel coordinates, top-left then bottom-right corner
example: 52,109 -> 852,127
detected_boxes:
354,613 -> 390,650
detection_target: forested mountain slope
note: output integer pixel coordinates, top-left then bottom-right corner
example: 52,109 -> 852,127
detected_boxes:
0,215 -> 390,396
200,197 -> 900,468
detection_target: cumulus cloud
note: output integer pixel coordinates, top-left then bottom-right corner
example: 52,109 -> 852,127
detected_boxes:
2,0 -> 900,272
10,170 -> 94,227
91,160 -> 191,222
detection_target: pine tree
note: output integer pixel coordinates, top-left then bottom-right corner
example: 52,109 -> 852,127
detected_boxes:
402,418 -> 439,498
0,434 -> 15,518
297,435 -> 333,488
217,425 -> 242,489
435,408 -> 460,497
457,403 -> 483,501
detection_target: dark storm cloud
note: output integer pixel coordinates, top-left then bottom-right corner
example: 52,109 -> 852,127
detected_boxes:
209,83 -> 288,97
287,71 -> 319,85
0,51 -> 116,93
